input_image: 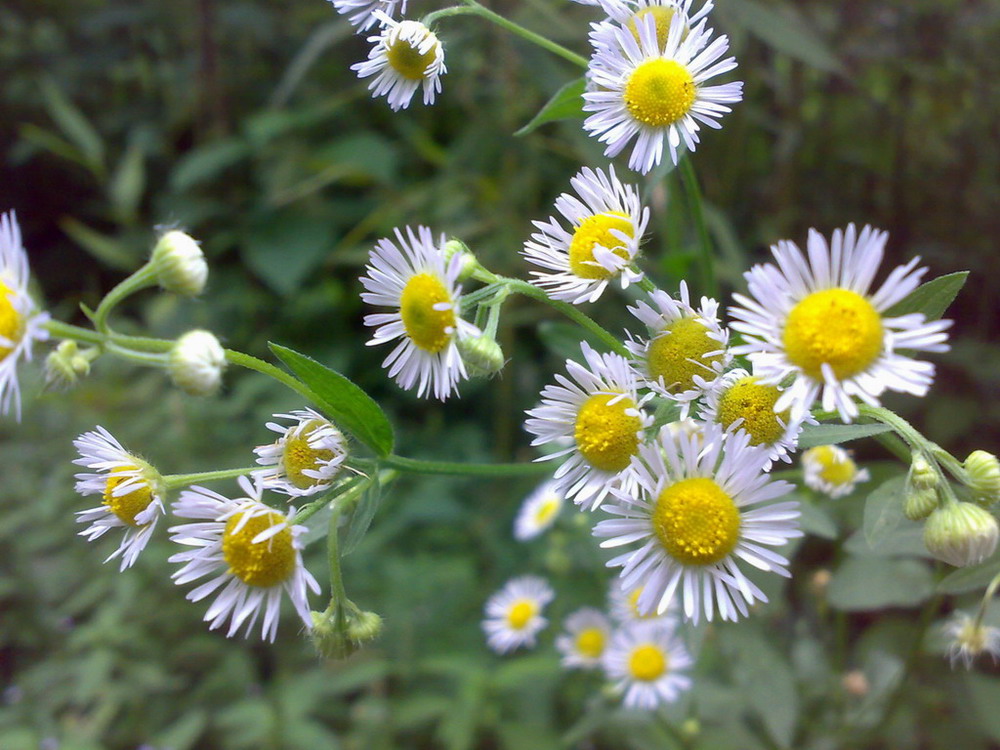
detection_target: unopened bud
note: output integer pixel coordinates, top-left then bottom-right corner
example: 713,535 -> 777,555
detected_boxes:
841,670 -> 869,697
346,610 -> 383,645
965,451 -> 1000,507
924,501 -> 999,567
44,340 -> 91,390
310,606 -> 382,660
905,486 -> 940,521
908,453 -> 939,491
151,230 -> 208,296
169,330 -> 225,396
457,335 -> 506,377
442,238 -> 479,281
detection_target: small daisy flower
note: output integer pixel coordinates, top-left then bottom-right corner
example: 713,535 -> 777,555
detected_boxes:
482,576 -> 554,654
595,423 -> 801,623
944,612 -> 1000,669
729,224 -> 952,422
626,282 -> 730,413
73,426 -> 165,570
514,479 -> 566,541
603,619 -> 693,709
0,211 -> 50,420
556,607 -> 614,668
360,225 -> 480,400
801,444 -> 870,498
330,0 -> 405,31
352,16 -> 446,111
523,165 -> 650,304
583,13 -> 743,173
254,408 -> 349,497
524,341 -> 652,511
590,0 -> 714,52
609,578 -> 674,623
699,368 -> 810,469
169,475 -> 320,642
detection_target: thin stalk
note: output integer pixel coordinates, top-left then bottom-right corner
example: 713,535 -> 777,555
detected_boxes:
635,275 -> 658,294
458,0 -> 588,69
44,320 -> 105,346
383,453 -> 551,477
327,501 -> 348,609
92,263 -> 159,333
104,340 -> 169,366
678,158 -> 716,299
162,466 -> 259,489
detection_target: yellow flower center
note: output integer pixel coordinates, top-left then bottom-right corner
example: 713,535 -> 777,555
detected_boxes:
533,496 -> 561,525
628,644 -> 668,681
627,6 -> 685,49
958,620 -> 988,655
652,477 -> 741,565
782,288 -> 884,380
575,627 -> 607,659
400,272 -> 456,353
507,599 -> 537,630
222,510 -> 297,588
624,59 -> 696,128
715,376 -> 790,446
806,446 -> 858,486
647,317 -> 723,393
103,467 -> 154,527
574,393 -> 642,473
567,212 -> 635,280
0,282 -> 24,362
281,419 -> 338,490
386,36 -> 438,80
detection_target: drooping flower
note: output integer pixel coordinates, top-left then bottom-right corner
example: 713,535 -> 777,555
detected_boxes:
944,612 -> 1000,669
352,16 -> 446,111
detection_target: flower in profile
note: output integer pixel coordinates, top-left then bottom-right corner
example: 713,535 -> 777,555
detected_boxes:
169,475 -> 319,642
594,423 -> 800,622
0,211 -> 50,420
626,282 -> 729,413
329,0 -> 405,31
169,329 -> 227,397
254,409 -> 349,497
73,426 -> 165,570
523,166 -> 649,304
514,479 -> 566,541
590,0 -> 714,52
352,16 -> 446,111
924,501 -> 999,568
482,576 -> 554,654
583,13 -> 742,173
801,445 -> 869,499
556,607 -> 613,668
609,578 -> 674,623
150,229 -> 208,297
729,224 -> 952,422
603,619 -> 693,709
360,225 -> 480,400
944,612 -> 1000,669
525,341 -> 651,511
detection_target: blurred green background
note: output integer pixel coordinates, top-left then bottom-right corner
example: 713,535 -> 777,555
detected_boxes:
2,0 -> 999,747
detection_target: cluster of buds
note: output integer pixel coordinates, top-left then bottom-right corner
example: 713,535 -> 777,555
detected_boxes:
310,603 -> 383,660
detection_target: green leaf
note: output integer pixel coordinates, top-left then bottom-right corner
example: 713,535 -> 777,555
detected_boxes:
514,77 -> 585,136
938,545 -> 1000,594
828,557 -> 934,611
862,476 -> 907,550
965,672 -> 1000,742
844,526 -> 929,558
39,77 -> 105,174
269,343 -> 394,457
243,212 -> 334,295
59,216 -> 138,271
109,143 -> 146,223
797,422 -> 893,449
799,500 -> 838,540
726,0 -> 843,73
342,474 -> 383,555
170,138 -> 250,191
886,271 -> 969,321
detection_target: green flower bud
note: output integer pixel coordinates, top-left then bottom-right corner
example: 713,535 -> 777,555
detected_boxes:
169,330 -> 225,396
965,451 -> 1000,507
924,501 -> 999,567
907,452 -> 938,491
904,485 -> 940,521
441,238 -> 479,281
310,606 -> 383,660
44,340 -> 91,390
457,334 -> 506,377
151,230 -> 208,296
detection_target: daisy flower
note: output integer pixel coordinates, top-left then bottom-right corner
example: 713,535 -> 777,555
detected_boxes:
729,224 -> 952,422
556,607 -> 614,669
594,423 -> 801,623
583,13 -> 743,173
944,612 -> 1000,669
590,0 -> 714,53
522,165 -> 649,304
482,576 -> 554,654
0,211 -> 49,420
169,475 -> 320,642
699,368 -> 810,469
254,408 -> 349,497
73,426 -> 165,570
360,225 -> 480,400
603,619 -> 693,709
352,16 -> 446,111
801,444 -> 869,498
524,341 -> 652,511
609,577 -> 674,623
626,282 -> 730,413
514,478 -> 566,541
329,0 -> 405,31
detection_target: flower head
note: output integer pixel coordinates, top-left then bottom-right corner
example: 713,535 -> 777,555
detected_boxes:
254,409 -> 349,497
482,576 -> 554,653
801,444 -> 869,499
150,230 -> 208,297
603,619 -> 693,709
514,479 -> 566,541
352,16 -> 446,111
945,612 -> 1000,669
924,501 -> 999,568
556,607 -> 613,668
169,330 -> 226,396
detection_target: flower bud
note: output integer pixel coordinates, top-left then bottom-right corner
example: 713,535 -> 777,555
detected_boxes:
965,451 -> 1000,507
908,452 -> 938,491
168,330 -> 225,396
457,334 -> 506,377
442,238 -> 479,281
904,485 -> 940,521
151,230 -> 208,296
923,501 -> 999,567
44,340 -> 91,390
310,606 -> 382,660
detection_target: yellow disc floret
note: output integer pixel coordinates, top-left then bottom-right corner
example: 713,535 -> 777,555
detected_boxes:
782,288 -> 883,379
400,272 -> 456,353
386,36 -> 438,80
627,6 -> 684,49
0,282 -> 24,362
507,599 -> 537,630
715,376 -> 789,446
647,317 -> 723,393
568,212 -> 635,280
652,477 -> 741,565
628,644 -> 668,681
576,627 -> 607,659
103,467 -> 155,527
574,393 -> 642,472
624,59 -> 696,128
223,510 -> 296,588
806,445 -> 858,486
282,420 -> 338,490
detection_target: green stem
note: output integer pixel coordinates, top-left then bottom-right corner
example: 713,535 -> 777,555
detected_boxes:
383,453 -> 551,477
327,501 -> 348,610
679,158 -> 716,299
104,340 -> 169,366
92,262 -> 159,333
162,466 -> 259,489
636,275 -> 658,295
44,320 -> 105,346
973,571 -> 1000,629
930,444 -> 970,485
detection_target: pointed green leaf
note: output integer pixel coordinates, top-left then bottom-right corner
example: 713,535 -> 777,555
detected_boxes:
514,77 -> 585,137
886,271 -> 969,321
39,77 -> 105,174
59,216 -> 138,271
727,0 -> 843,73
109,143 -> 146,223
828,557 -> 934,610
797,421 -> 892,449
862,476 -> 907,550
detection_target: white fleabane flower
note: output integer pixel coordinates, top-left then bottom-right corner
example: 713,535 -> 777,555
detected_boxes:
254,409 -> 349,497
482,576 -> 554,654
556,607 -> 613,668
169,475 -> 320,642
514,478 -> 566,541
945,612 -> 1000,669
523,166 -> 649,304
352,16 -> 446,111
595,423 -> 801,623
74,426 -> 165,570
729,224 -> 952,422
360,225 -> 480,400
0,211 -> 49,420
169,330 -> 226,396
801,444 -> 869,498
583,14 -> 742,173
603,619 -> 693,709
590,0 -> 714,53
525,342 -> 652,511
330,0 -> 405,31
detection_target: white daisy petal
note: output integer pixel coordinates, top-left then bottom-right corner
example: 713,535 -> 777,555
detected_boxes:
254,408 -> 349,497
